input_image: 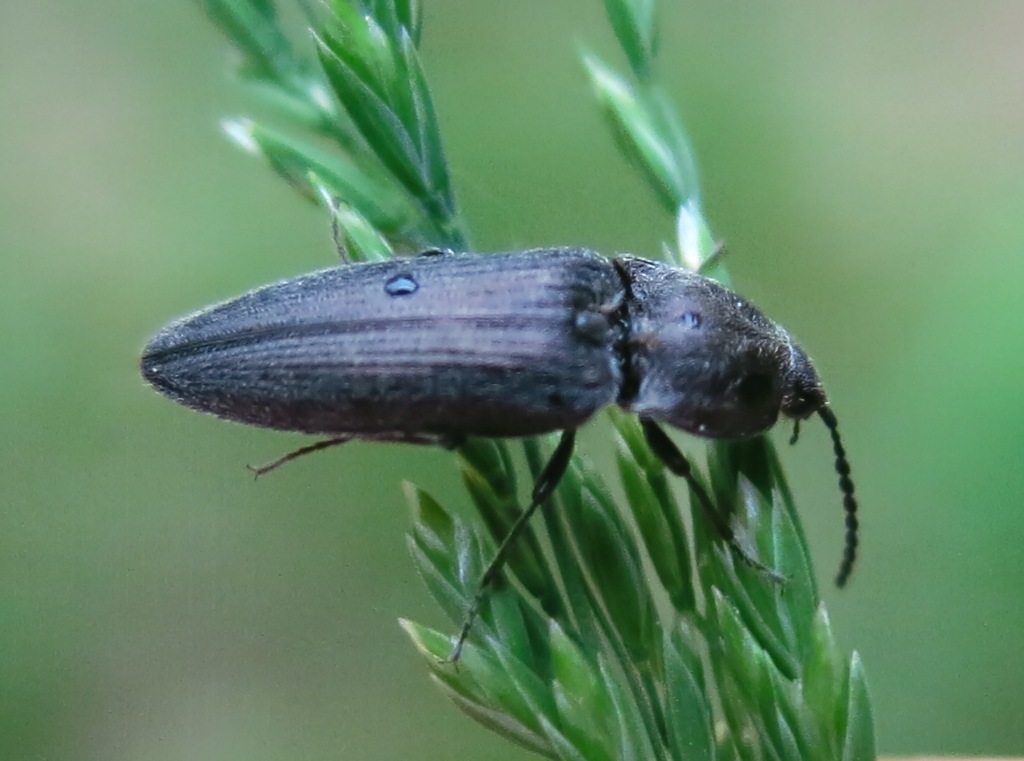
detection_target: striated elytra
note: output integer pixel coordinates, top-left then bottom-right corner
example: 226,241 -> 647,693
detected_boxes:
141,247 -> 859,659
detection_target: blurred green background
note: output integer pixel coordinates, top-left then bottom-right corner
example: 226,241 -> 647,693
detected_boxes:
3,2 -> 1023,759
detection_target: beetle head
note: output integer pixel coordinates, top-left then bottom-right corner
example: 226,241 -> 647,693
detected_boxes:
779,343 -> 827,421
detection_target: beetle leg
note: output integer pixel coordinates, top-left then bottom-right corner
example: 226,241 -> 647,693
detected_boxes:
247,437 -> 355,478
446,429 -> 577,663
640,419 -> 786,585
248,432 -> 464,478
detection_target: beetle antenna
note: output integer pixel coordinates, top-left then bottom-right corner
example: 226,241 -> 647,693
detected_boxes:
818,406 -> 859,586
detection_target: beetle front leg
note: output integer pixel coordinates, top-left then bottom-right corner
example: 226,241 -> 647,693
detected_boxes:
640,419 -> 786,585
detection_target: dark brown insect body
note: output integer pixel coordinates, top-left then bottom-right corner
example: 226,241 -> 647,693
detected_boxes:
141,247 -> 859,658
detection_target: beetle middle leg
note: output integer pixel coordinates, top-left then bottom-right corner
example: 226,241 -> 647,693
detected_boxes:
447,429 -> 577,663
249,432 -> 465,478
640,420 -> 786,585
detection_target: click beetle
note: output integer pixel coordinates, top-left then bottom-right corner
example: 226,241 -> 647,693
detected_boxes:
141,247 -> 859,658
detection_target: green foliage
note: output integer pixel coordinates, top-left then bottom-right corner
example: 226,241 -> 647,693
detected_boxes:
198,0 -> 462,250
195,0 -> 875,758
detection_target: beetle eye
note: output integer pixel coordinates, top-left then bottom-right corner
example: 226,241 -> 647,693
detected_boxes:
680,311 -> 701,329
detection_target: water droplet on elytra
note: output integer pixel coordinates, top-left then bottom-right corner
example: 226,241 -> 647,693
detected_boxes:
384,273 -> 418,296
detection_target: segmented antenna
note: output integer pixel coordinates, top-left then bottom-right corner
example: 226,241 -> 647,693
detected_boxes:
818,406 -> 858,586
